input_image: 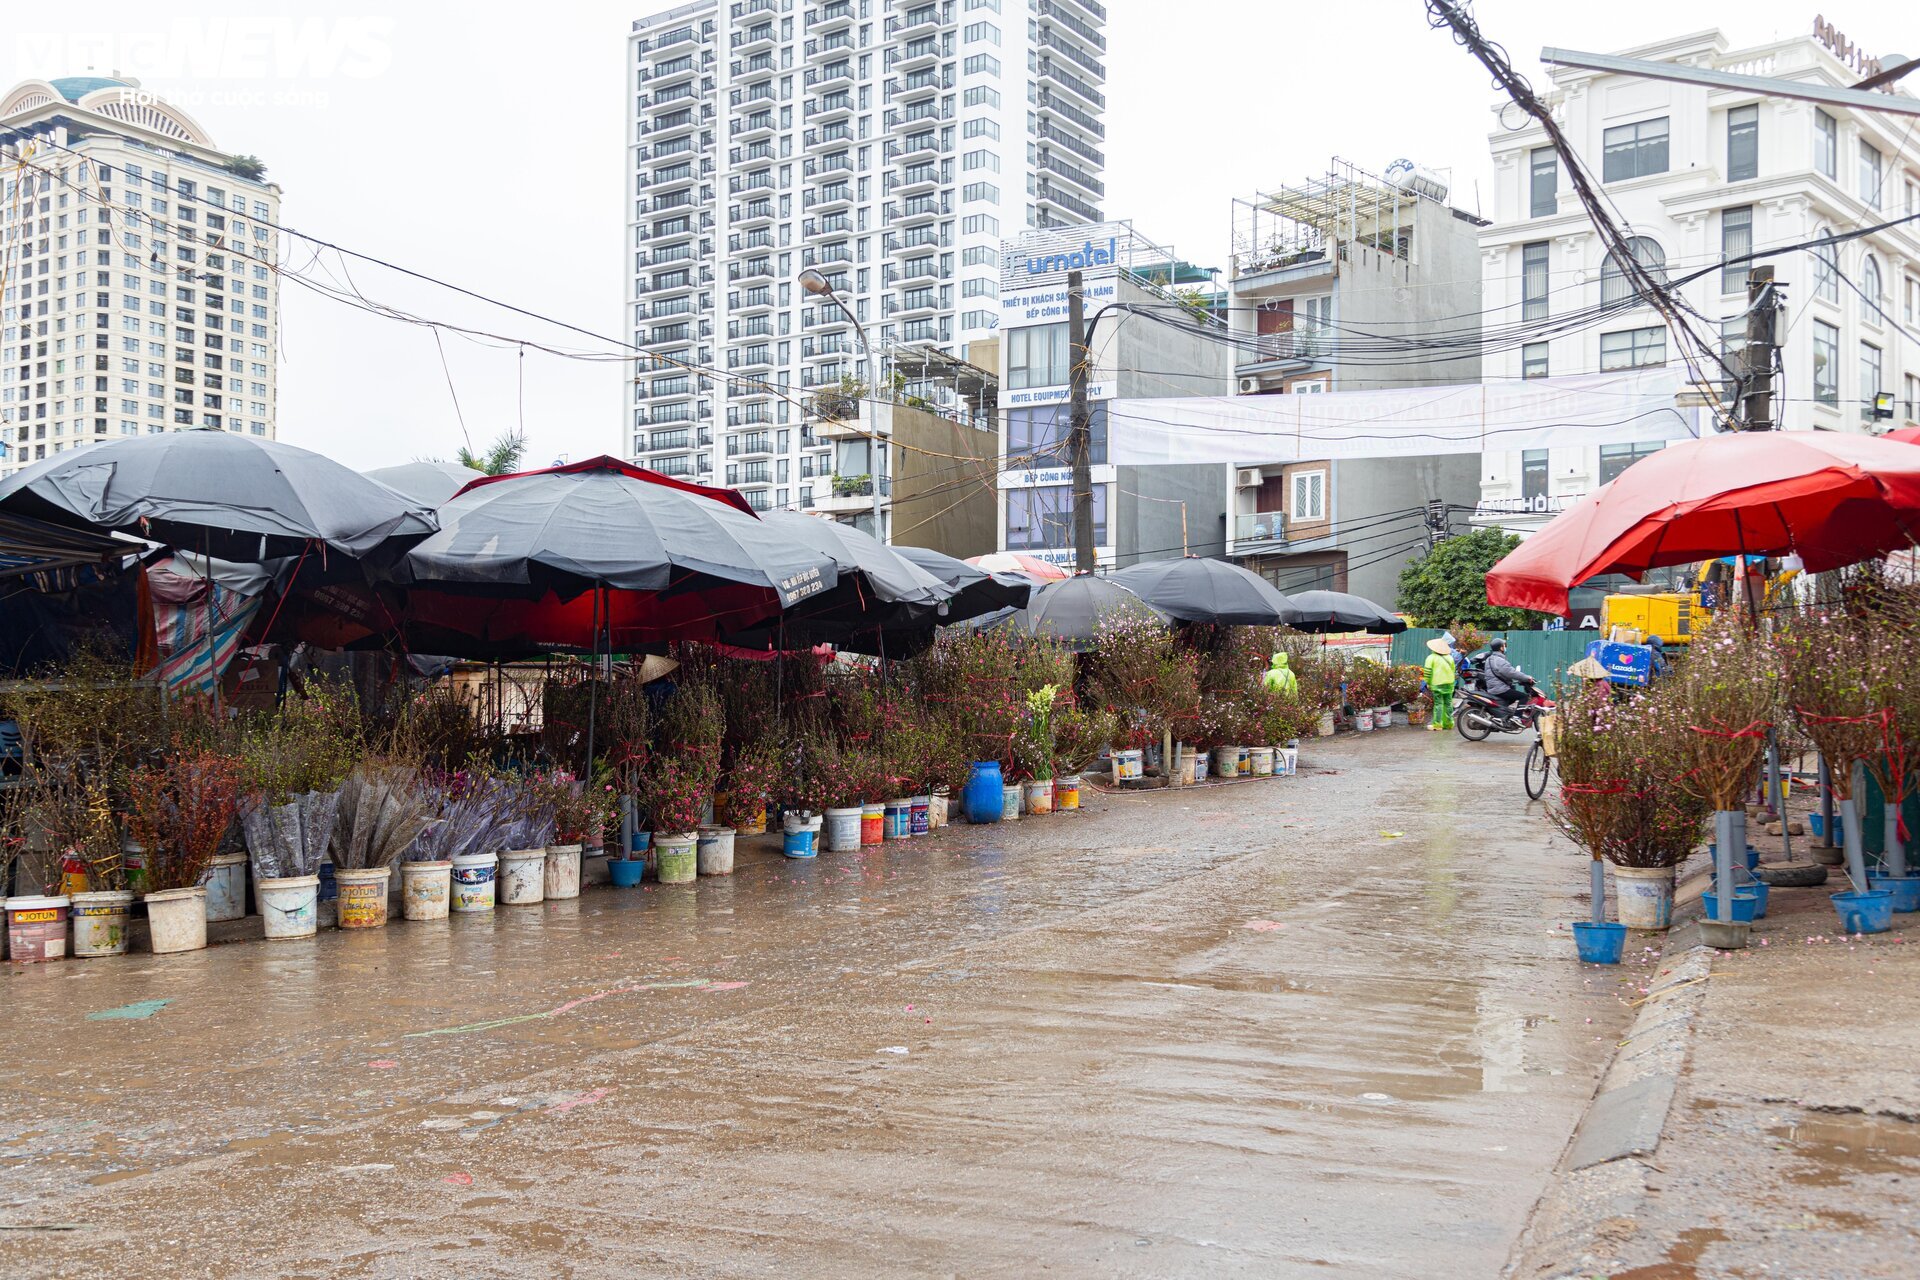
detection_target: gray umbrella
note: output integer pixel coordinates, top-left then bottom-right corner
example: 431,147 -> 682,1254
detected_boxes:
1110,556 -> 1302,626
364,460 -> 487,508
1013,574 -> 1169,652
755,513 -> 948,607
0,429 -> 437,559
894,544 -> 1033,622
1284,590 -> 1407,634
400,456 -> 836,605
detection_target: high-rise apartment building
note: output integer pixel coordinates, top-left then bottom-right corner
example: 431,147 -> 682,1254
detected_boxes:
626,0 -> 1107,532
0,76 -> 281,474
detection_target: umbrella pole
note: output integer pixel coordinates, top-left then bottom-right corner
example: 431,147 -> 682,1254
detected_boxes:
1590,855 -> 1605,926
585,583 -> 601,778
201,532 -> 221,717
1768,730 -> 1792,865
1818,754 -> 1836,849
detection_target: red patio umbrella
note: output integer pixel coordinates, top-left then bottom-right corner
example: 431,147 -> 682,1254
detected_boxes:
965,551 -> 1070,581
1882,426 -> 1920,445
1485,432 -> 1920,614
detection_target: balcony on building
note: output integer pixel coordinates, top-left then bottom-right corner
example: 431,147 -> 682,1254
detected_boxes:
891,287 -> 941,320
732,197 -> 776,228
1034,90 -> 1104,140
1037,25 -> 1107,83
1226,467 -> 1290,556
887,3 -> 953,40
732,52 -> 778,83
730,22 -> 776,54
803,303 -> 853,332
887,132 -> 945,167
647,54 -> 701,89
886,225 -> 950,258
728,256 -> 776,284
804,60 -> 855,93
894,67 -> 951,103
806,91 -> 855,124
812,472 -> 890,515
729,345 -> 775,373
1038,151 -> 1105,199
1036,0 -> 1106,50
727,431 -> 774,458
895,98 -> 951,129
641,24 -> 703,59
807,0 -> 855,32
896,193 -> 950,226
803,152 -> 855,182
649,162 -> 700,195
727,315 -> 776,341
649,453 -> 695,479
805,30 -> 856,62
804,121 -> 855,152
803,212 -> 855,240
730,0 -> 777,22
893,163 -> 941,198
1036,58 -> 1105,111
1034,181 -> 1101,223
805,181 -> 854,213
895,37 -> 943,74
728,226 -> 776,253
735,286 -> 776,314
645,108 -> 702,143
731,111 -> 776,143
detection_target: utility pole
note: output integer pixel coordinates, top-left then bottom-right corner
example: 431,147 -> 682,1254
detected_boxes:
1067,269 -> 1095,574
1423,498 -> 1450,550
1740,265 -> 1783,431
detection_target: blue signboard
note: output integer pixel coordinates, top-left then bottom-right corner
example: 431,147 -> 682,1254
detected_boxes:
1585,639 -> 1654,687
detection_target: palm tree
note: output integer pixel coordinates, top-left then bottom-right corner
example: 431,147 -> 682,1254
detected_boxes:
455,431 -> 528,476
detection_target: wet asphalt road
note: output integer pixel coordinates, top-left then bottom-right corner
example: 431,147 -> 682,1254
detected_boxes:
0,730 -> 1633,1278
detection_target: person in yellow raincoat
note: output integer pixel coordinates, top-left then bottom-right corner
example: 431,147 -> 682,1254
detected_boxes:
1262,652 -> 1299,699
1422,637 -> 1456,731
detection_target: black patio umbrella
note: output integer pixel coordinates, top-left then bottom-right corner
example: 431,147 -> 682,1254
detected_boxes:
0,512 -> 131,580
0,429 -> 437,560
364,460 -> 488,508
893,544 -> 1033,622
720,513 -> 955,653
1283,590 -> 1407,634
1011,574 -> 1169,653
1110,556 -> 1302,626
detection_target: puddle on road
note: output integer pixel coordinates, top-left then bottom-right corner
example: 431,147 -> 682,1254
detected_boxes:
1769,1113 -> 1920,1186
1611,1226 -> 1727,1280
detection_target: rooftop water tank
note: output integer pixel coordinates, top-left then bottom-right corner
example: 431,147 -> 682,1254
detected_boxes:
1383,159 -> 1449,203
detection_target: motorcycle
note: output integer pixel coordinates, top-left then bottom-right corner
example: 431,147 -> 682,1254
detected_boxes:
1454,674 -> 1554,742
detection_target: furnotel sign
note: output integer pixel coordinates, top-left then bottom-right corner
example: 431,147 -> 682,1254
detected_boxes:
1022,237 -> 1118,278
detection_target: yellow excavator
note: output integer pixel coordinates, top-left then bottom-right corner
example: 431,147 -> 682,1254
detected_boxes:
1599,558 -> 1802,646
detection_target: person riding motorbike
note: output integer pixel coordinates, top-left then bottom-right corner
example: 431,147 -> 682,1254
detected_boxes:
1481,638 -> 1534,710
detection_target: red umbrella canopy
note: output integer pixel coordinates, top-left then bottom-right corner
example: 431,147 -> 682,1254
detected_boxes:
1883,426 -> 1920,446
965,551 -> 1070,581
1485,431 -> 1920,614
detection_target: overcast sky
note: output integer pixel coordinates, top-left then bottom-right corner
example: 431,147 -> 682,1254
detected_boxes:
8,1 -> 1901,468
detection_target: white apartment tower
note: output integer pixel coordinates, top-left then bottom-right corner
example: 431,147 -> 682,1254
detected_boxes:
626,0 -> 1107,525
0,76 -> 281,474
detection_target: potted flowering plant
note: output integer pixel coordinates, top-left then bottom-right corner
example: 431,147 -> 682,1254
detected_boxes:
125,744 -> 243,953
1017,684 -> 1060,813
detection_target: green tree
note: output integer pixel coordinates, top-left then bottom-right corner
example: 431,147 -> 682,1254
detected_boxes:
1396,526 -> 1549,630
455,430 -> 528,476
226,155 -> 267,180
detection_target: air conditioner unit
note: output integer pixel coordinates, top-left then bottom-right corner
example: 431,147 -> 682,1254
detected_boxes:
1238,376 -> 1262,394
1236,468 -> 1263,488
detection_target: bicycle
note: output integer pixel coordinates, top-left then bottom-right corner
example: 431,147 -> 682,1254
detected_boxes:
1524,711 -> 1558,800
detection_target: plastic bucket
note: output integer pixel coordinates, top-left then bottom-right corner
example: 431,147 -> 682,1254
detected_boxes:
782,811 -> 821,835
1741,879 -> 1771,918
1001,784 -> 1023,822
1833,888 -> 1893,935
965,761 -> 1003,824
885,799 -> 912,840
1022,780 -> 1052,816
1572,921 -> 1627,964
1173,748 -> 1196,786
861,802 -> 886,844
1356,709 -> 1375,732
1193,750 -> 1209,782
1707,843 -> 1761,872
1248,747 -> 1275,777
1701,890 -> 1759,923
1611,865 -> 1675,929
1212,746 -> 1238,779
498,849 -> 547,905
1868,874 -> 1920,913
450,853 -> 498,914
203,853 -> 247,923
544,844 -> 583,900
335,867 -> 391,929
825,808 -> 863,853
930,792 -> 949,829
144,887 -> 208,954
1236,747 -> 1251,776
401,861 -> 452,920
607,858 -> 646,888
1375,707 -> 1395,731
1113,749 -> 1143,782
910,795 -> 932,835
6,895 -> 69,962
258,874 -> 320,938
696,826 -> 736,875
656,833 -> 698,883
1275,748 -> 1298,777
1056,774 -> 1081,812
782,828 -> 818,859
1317,711 -> 1336,737
70,890 -> 134,958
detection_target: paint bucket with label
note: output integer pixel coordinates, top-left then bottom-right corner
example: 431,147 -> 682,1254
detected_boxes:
1022,780 -> 1052,816
697,826 -> 736,875
334,867 -> 391,929
402,860 -> 453,920
144,887 -> 208,954
6,895 -> 69,963
1213,746 -> 1239,779
885,799 -> 912,840
258,874 -> 320,939
70,890 -> 135,958
450,853 -> 498,914
1275,748 -> 1299,777
825,808 -> 863,853
203,853 -> 247,923
1113,749 -> 1143,782
781,827 -> 817,859
656,833 -> 698,882
1249,747 -> 1275,777
930,789 -> 950,829
498,849 -> 547,905
1056,774 -> 1081,811
1001,783 -> 1023,821
910,795 -> 932,835
544,844 -> 583,899
861,802 -> 885,845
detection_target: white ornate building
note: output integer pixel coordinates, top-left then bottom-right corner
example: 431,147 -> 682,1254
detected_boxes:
0,76 -> 282,473
1475,26 -> 1920,535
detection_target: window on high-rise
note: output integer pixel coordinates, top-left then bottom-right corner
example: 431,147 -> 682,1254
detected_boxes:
963,86 -> 999,108
1861,254 -> 1884,323
1861,342 -> 1883,419
1812,227 -> 1839,304
1720,207 -> 1752,293
1812,320 -> 1839,404
1521,342 -> 1549,379
1521,241 -> 1549,320
963,54 -> 999,76
962,21 -> 999,43
1861,139 -> 1884,206
1727,105 -> 1759,181
1529,147 -> 1557,217
1007,322 -> 1070,390
1602,117 -> 1669,181
1599,326 -> 1665,370
1601,235 -> 1665,305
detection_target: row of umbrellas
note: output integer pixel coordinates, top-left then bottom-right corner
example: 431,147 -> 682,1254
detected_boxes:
0,430 -> 1404,660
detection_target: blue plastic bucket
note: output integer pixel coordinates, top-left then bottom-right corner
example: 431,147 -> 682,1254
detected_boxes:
965,761 -> 1004,824
1867,875 -> 1920,913
1702,890 -> 1759,923
1832,889 -> 1893,935
783,828 -> 817,859
608,858 -> 645,888
1744,879 -> 1770,918
1707,843 -> 1760,871
883,800 -> 911,840
1572,921 -> 1627,964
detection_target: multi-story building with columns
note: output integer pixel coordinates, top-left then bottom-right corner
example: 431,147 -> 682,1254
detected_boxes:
0,76 -> 281,474
1475,24 -> 1920,540
625,0 -> 1107,529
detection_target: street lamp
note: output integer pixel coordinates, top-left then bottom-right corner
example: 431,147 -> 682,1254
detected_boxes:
797,268 -> 884,536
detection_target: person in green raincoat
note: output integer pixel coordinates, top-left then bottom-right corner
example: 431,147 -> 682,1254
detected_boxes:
1262,652 -> 1298,699
1422,637 -> 1456,731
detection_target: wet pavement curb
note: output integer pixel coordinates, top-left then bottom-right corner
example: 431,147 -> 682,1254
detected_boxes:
1506,933 -> 1717,1278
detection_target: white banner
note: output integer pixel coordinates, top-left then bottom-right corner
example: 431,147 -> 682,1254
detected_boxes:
1106,370 -> 1697,465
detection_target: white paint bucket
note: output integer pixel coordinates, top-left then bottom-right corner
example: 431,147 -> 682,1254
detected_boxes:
885,798 -> 913,839
696,826 -> 736,875
203,853 -> 247,923
930,791 -> 949,829
498,849 -> 547,905
257,875 -> 320,939
334,867 -> 391,929
1113,749 -> 1143,781
1249,747 -> 1275,777
824,808 -> 863,853
1317,711 -> 1336,737
544,845 -> 582,899
402,861 -> 452,920
1275,748 -> 1299,777
1375,706 -> 1394,730
450,853 -> 498,914
1024,779 -> 1054,815
1213,746 -> 1239,779
1001,784 -> 1023,821
656,832 -> 698,883
144,887 -> 208,954
1356,708 -> 1375,732
1611,865 -> 1676,930
70,890 -> 135,958
1056,774 -> 1082,811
